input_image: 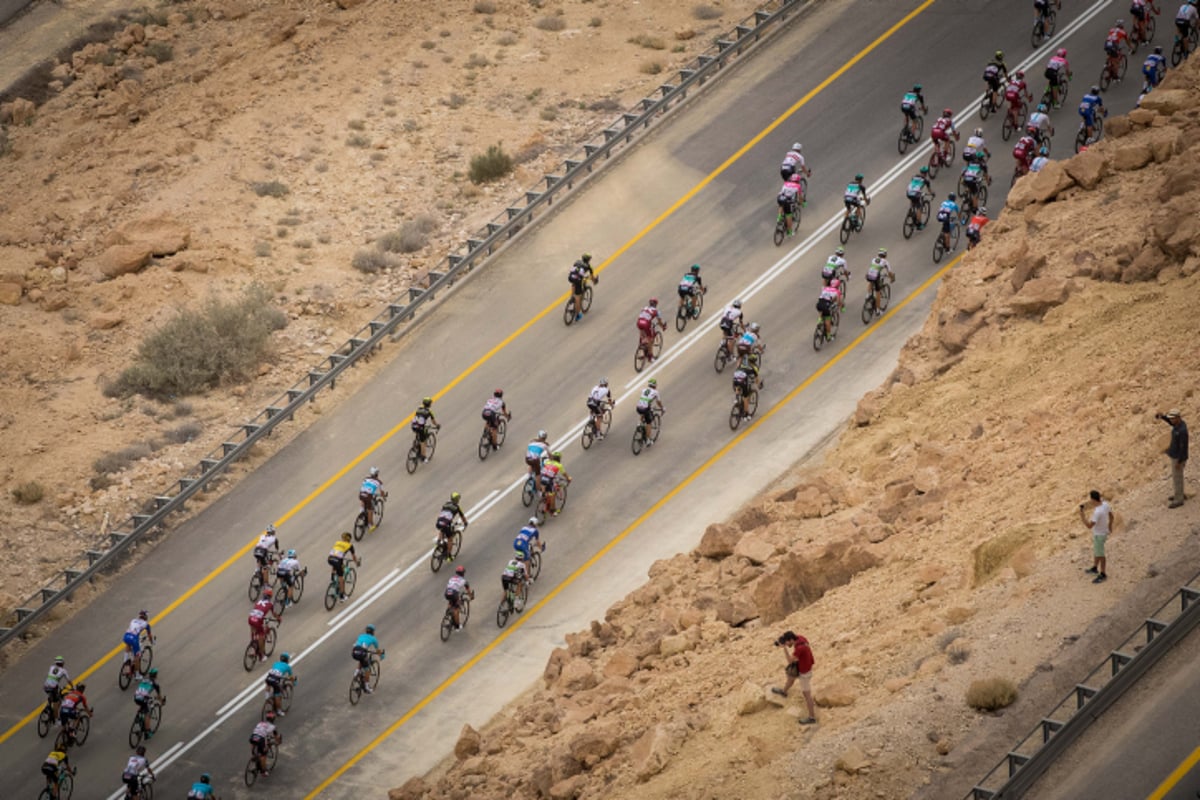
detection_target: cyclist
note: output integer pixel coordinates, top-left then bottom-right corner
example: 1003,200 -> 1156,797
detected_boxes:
1131,0 -> 1161,44
481,389 -> 511,451
513,518 -> 544,583
966,207 -> 990,249
962,128 -> 992,184
780,142 -> 811,184
327,532 -> 360,604
58,683 -> 91,743
931,109 -> 959,164
248,588 -> 279,661
1026,103 -> 1055,147
567,253 -> 596,322
1144,46 -> 1167,90
777,176 -> 803,237
635,298 -> 667,364
122,610 -> 154,671
43,656 -> 73,721
983,50 -> 1010,109
253,525 -> 280,587
587,378 -> 614,439
539,450 -> 571,516
1179,0 -> 1200,58
526,430 -> 549,478
900,84 -> 928,141
249,713 -> 281,777
816,282 -> 841,341
829,277 -> 846,311
905,167 -> 935,229
842,174 -> 869,227
276,549 -> 303,606
435,492 -> 469,553
411,397 -> 439,463
1079,87 -> 1106,141
1031,146 -> 1052,173
636,378 -> 665,446
122,745 -> 155,798
265,653 -> 295,716
733,354 -> 763,418
866,249 -> 894,318
188,773 -> 217,799
133,669 -> 164,740
501,557 -> 526,599
445,565 -> 474,631
1044,48 -> 1071,107
738,321 -> 765,358
678,264 -> 706,316
719,300 -> 745,357
821,247 -> 849,286
1013,133 -> 1038,179
937,193 -> 961,252
359,468 -> 385,530
352,624 -> 384,693
42,748 -> 73,800
1005,69 -> 1033,110
1106,19 -> 1131,58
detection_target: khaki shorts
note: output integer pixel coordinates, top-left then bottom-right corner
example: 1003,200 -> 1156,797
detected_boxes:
1093,533 -> 1108,558
797,671 -> 812,692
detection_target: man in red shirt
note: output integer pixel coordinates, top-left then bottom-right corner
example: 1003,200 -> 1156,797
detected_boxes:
771,631 -> 817,724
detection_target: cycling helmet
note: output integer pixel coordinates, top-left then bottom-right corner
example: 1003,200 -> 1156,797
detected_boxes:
1090,85 -> 1100,95
1056,48 -> 1067,57
341,531 -> 352,542
599,377 -> 608,386
264,712 -> 276,722
286,548 -> 296,558
878,248 -> 888,257
514,550 -> 527,561
1155,45 -> 1164,54
551,450 -> 562,460
137,745 -> 147,755
1116,18 -> 1125,28
368,467 -> 379,478
690,264 -> 700,274
835,247 -> 845,256
280,652 -> 290,663
912,83 -> 922,92
732,299 -> 742,308
1039,146 -> 1049,156
942,108 -> 953,117
148,668 -> 158,677
365,624 -> 375,633
829,278 -> 841,290
1037,103 -> 1048,112
792,142 -> 802,151
138,610 -> 148,620
200,775 -> 212,785
581,252 -> 592,263
979,206 -> 988,215
55,656 -> 64,665
450,491 -> 461,503
265,524 -> 276,535
528,517 -> 539,526
919,165 -> 930,175
493,388 -> 503,398
994,50 -> 1004,60
854,173 -> 864,182
76,683 -> 86,692
648,378 -> 658,388
455,565 -> 466,576
1015,70 -> 1025,79
537,429 -> 547,441
748,353 -> 760,365
973,127 -> 983,137
948,192 -> 957,201
749,322 -> 760,332
262,587 -> 273,598
648,297 -> 658,307
422,397 -> 432,408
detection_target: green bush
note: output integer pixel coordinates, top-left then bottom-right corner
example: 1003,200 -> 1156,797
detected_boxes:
966,677 -> 1017,711
11,481 -> 44,505
468,143 -> 514,184
110,285 -> 287,397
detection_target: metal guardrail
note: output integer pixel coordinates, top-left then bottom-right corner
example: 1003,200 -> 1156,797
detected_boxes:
965,574 -> 1200,799
0,0 -> 811,648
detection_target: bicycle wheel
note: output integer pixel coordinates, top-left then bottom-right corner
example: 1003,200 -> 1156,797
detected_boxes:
494,417 -> 507,448
1074,126 -> 1087,153
430,538 -> 447,573
249,571 -> 263,602
73,712 -> 90,746
323,579 -> 338,611
39,788 -> 52,800
729,400 -> 742,431
38,705 -> 52,738
367,658 -> 381,690
534,498 -> 547,526
932,235 -> 945,264
373,494 -> 386,527
902,207 -> 917,239
521,475 -> 536,507
839,215 -> 853,244
631,424 -> 644,455
599,407 -> 612,437
128,712 -> 144,748
344,566 -> 357,598
447,529 -> 462,560
243,640 -> 258,670
348,671 -> 363,705
477,428 -> 491,461
977,183 -> 989,207
55,727 -> 71,751
812,322 -> 826,351
897,124 -> 910,155
261,696 -> 275,720
353,511 -> 367,541
928,149 -> 941,180
1172,36 -> 1185,67
861,295 -> 875,325
879,283 -> 892,312
979,93 -> 993,120
714,342 -> 730,373
61,773 -> 75,800
633,341 -> 648,372
245,757 -> 259,787
138,644 -> 154,674
529,549 -> 542,581
773,217 -> 785,247
266,742 -> 278,771
424,431 -> 438,462
1031,18 -> 1044,47
1099,62 -> 1113,92
562,296 -> 577,326
497,596 -> 512,628
405,443 -> 419,474
580,285 -> 593,314
278,682 -> 293,713
581,420 -> 596,450
553,483 -> 568,515
439,609 -> 454,642
292,571 -> 305,602
1002,109 -> 1016,141
650,412 -> 662,443
1145,15 -> 1157,46
117,659 -> 134,690
264,625 -> 277,657
652,330 -> 663,358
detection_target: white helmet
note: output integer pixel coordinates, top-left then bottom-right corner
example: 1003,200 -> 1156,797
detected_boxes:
527,517 -> 539,527
792,143 -> 802,152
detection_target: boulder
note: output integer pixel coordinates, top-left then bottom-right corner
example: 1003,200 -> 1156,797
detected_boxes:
388,776 -> 426,800
1110,140 -> 1153,171
792,485 -> 831,518
602,649 -> 639,679
544,647 -> 569,684
753,542 -> 880,624
815,679 -> 857,708
1009,253 -> 1046,292
715,594 -> 758,627
735,681 -> 768,715
695,523 -> 741,559
837,745 -> 872,774
1007,277 -> 1072,317
0,282 -> 21,305
559,658 -> 598,692
630,724 -> 677,782
1126,107 -> 1156,126
1157,166 -> 1200,203
112,214 -> 191,256
659,632 -> 695,658
454,724 -> 481,760
89,312 -> 124,330
96,244 -> 153,279
938,311 -> 986,354
567,724 -> 620,767
1147,126 -> 1184,163
1026,160 -> 1075,203
1122,245 -> 1168,283
1139,89 -> 1190,115
733,534 -> 776,566
1105,115 -> 1132,138
0,97 -> 35,125
1064,149 -> 1106,189
549,775 -> 586,800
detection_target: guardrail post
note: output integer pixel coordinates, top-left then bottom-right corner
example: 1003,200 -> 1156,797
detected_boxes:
109,532 -> 127,547
41,588 -> 57,602
1006,752 -> 1030,776
132,513 -> 152,528
1110,651 -> 1134,675
1040,718 -> 1063,742
15,608 -> 34,622
243,424 -> 261,437
1181,586 -> 1200,610
222,442 -> 239,455
1145,618 -> 1168,642
525,191 -> 541,205
408,287 -> 424,301
448,254 -> 464,270
65,569 -> 83,582
86,550 -> 105,564
1074,684 -> 1097,708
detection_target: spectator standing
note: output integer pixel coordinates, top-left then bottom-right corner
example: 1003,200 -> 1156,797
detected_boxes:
771,631 -> 817,725
1079,490 -> 1113,583
1158,410 -> 1188,508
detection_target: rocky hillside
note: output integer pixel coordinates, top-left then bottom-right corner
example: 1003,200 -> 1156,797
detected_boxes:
395,61 -> 1200,800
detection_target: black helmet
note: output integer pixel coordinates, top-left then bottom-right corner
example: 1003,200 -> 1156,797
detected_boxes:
200,774 -> 211,784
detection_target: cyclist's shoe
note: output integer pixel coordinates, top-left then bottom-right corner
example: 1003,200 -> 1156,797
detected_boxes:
363,685 -> 373,694
259,654 -> 266,662
368,524 -> 378,532
575,313 -> 583,321
144,731 -> 153,740
277,710 -> 286,716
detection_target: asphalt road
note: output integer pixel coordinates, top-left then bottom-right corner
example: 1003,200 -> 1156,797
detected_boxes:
0,1 -> 1161,798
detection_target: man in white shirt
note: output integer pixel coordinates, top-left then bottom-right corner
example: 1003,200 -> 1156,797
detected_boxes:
1079,490 -> 1113,583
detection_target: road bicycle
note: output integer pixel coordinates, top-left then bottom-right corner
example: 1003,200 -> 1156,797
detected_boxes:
861,278 -> 892,325
958,165 -> 989,209
119,631 -> 154,691
772,207 -> 795,246
243,618 -> 278,671
53,711 -> 91,750
676,287 -> 705,332
1001,98 -> 1028,141
927,137 -> 956,179
933,220 -> 961,264
902,194 -> 932,239
478,416 -> 507,461
323,563 -> 358,611
1031,5 -> 1057,47
729,386 -> 758,431
521,471 -> 538,508
348,652 -> 384,705
1075,113 -> 1105,153
839,201 -> 867,244
430,519 -> 464,573
535,477 -> 569,524
440,594 -> 472,642
496,574 -> 529,628
1099,51 -> 1128,91
1170,26 -> 1198,67
563,278 -> 593,326
1131,13 -> 1157,53
812,307 -> 840,352
713,325 -> 742,373
244,741 -> 278,787
633,328 -> 663,373
978,87 -> 1002,120
272,567 -> 307,616
128,697 -> 164,748
38,766 -> 75,800
262,678 -> 293,720
631,409 -> 663,456
404,426 -> 439,474
248,555 -> 278,602
37,694 -> 62,738
1142,58 -> 1166,93
123,773 -> 154,800
1040,73 -> 1070,110
352,491 -> 386,541
897,111 -> 924,154
581,402 -> 612,450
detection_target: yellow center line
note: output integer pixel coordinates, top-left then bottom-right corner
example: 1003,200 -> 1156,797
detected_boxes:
303,249 -> 962,798
0,0 -> 937,748
1147,745 -> 1200,800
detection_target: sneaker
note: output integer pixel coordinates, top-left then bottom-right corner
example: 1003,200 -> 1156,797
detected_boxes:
363,685 -> 373,694
1093,574 -> 1107,583
422,457 -> 430,463
771,687 -> 788,697
1085,566 -> 1098,574
259,655 -> 266,662
144,732 -> 153,740
1169,501 -> 1184,509
645,439 -> 653,447
492,444 -> 498,451
277,710 -> 286,717
575,314 -> 583,321
261,770 -> 270,777
798,717 -> 817,725
368,524 -> 378,533
455,624 -> 463,631
875,309 -> 882,317
339,595 -> 347,604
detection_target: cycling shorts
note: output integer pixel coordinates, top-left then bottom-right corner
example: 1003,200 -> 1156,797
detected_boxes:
352,645 -> 370,665
941,216 -> 955,233
1045,67 -> 1063,85
901,101 -> 917,118
134,694 -> 153,709
568,274 -> 585,290
779,164 -> 795,182
482,408 -> 497,424
638,405 -> 656,423
327,556 -> 346,576
777,196 -> 796,213
677,285 -> 695,299
931,126 -> 949,141
123,775 -> 140,790
1080,108 -> 1096,126
44,684 -> 61,700
123,631 -> 142,654
42,763 -> 59,778
525,455 -> 542,470
248,614 -> 265,631
636,316 -> 652,332
1104,40 -> 1121,56
445,589 -> 462,607
816,297 -> 834,315
586,398 -> 603,414
254,547 -> 272,565
250,734 -> 268,753
539,474 -> 556,492
359,490 -> 373,508
906,188 -> 925,203
843,196 -> 861,209
277,571 -> 295,586
59,707 -> 77,724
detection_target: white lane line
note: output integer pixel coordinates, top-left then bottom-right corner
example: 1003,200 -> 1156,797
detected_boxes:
327,567 -> 402,628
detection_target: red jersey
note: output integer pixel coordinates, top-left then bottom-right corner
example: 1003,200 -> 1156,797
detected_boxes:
1013,136 -> 1036,164
1106,28 -> 1128,47
967,215 -> 989,234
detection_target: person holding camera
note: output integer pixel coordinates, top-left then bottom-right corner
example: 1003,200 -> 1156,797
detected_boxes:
1157,410 -> 1188,508
1079,491 -> 1113,584
771,631 -> 816,725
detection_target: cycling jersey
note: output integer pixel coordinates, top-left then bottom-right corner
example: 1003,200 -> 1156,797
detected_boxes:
539,459 -> 564,488
906,175 -> 931,199
678,273 -> 702,295
60,689 -> 85,711
124,754 -> 149,779
1045,55 -> 1069,84
1144,53 -> 1166,86
822,255 -> 847,282
1131,0 -> 1150,17
266,661 -> 293,688
781,149 -> 804,169
568,260 -> 593,285
43,750 -> 68,778
412,408 -> 434,432
866,258 -> 890,284
445,575 -> 468,597
719,306 -> 743,333
501,560 -> 524,588
513,525 -> 539,558
526,441 -> 548,462
588,385 -> 611,404
843,182 -> 866,205
123,618 -> 149,655
1027,111 -> 1051,135
1178,3 -> 1198,25
1030,154 -> 1050,172
482,397 -> 505,417
188,782 -> 216,799
276,556 -> 301,579
738,330 -> 760,353
1014,136 -> 1036,164
1004,79 -> 1028,103
436,501 -> 461,531
359,478 -> 381,497
777,181 -> 801,207
967,214 -> 989,236
962,164 -> 985,188
1106,27 -> 1129,52
44,664 -> 70,691
327,540 -> 353,569
732,366 -> 756,392
636,387 -> 660,409
1079,93 -> 1103,124
937,200 -> 960,232
636,306 -> 659,332
816,286 -> 840,315
134,677 -> 160,704
983,63 -> 1005,88
900,90 -> 923,114
354,632 -> 380,651
251,721 -> 276,745
964,135 -> 987,159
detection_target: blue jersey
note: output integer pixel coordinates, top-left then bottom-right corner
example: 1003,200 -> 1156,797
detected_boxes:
513,526 -> 539,555
526,442 -> 548,461
354,633 -> 380,650
938,200 -> 960,220
188,783 -> 216,799
1078,94 -> 1102,120
268,661 -> 293,679
360,478 -> 381,495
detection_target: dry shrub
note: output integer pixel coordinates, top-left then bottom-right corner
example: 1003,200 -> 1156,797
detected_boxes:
164,422 -> 203,444
966,677 -> 1017,711
535,16 -> 566,32
693,4 -> 723,20
629,33 -> 666,50
251,181 -> 289,198
144,42 -> 174,63
971,526 -> 1034,586
473,0 -> 496,12
469,143 -> 513,184
93,441 -> 156,477
11,481 -> 44,505
640,60 -> 664,75
379,216 -> 437,254
351,249 -> 399,274
345,134 -> 371,148
947,644 -> 971,665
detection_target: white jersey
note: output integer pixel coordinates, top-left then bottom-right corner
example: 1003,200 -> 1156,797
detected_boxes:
127,617 -> 149,636
867,258 -> 891,281
124,755 -> 148,777
483,397 -> 504,414
256,532 -> 277,551
588,385 -> 611,404
636,388 -> 660,409
1027,112 -> 1050,134
276,556 -> 301,576
965,135 -> 986,153
721,307 -> 743,325
45,664 -> 70,689
781,149 -> 805,169
1179,4 -> 1199,23
252,721 -> 276,739
446,575 -> 468,594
